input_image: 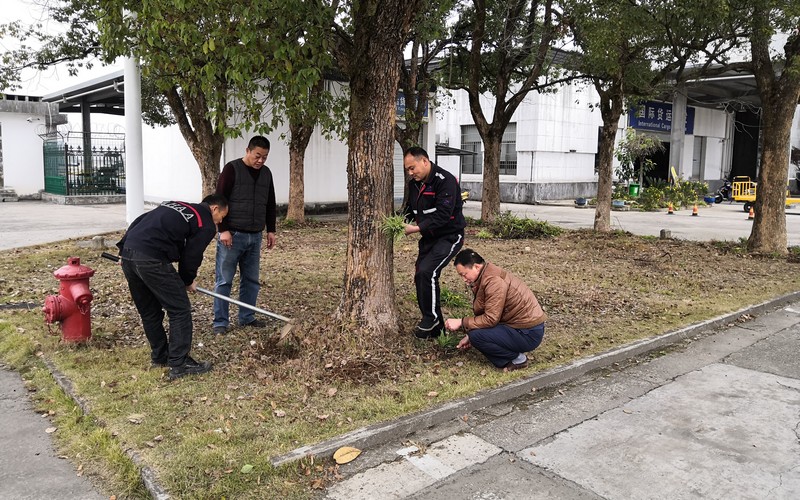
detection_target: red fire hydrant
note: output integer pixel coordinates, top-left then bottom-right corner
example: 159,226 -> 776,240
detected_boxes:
43,257 -> 95,342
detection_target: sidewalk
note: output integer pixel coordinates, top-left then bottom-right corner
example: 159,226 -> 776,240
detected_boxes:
325,299 -> 800,499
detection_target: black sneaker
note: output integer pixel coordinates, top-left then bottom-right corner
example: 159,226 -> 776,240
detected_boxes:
168,356 -> 213,380
414,319 -> 441,339
241,318 -> 268,328
213,326 -> 227,335
150,360 -> 168,370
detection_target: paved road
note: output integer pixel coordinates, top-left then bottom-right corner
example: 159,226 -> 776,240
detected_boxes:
325,301 -> 800,499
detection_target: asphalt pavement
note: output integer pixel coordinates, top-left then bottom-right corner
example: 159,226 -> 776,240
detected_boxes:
2,198 -> 800,499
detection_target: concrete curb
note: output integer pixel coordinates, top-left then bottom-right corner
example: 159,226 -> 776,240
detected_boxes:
270,289 -> 800,467
42,358 -> 171,500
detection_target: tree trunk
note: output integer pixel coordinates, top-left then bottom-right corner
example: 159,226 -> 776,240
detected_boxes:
336,0 -> 419,337
746,14 -> 800,255
594,86 -> 623,232
164,86 -> 224,197
594,119 -> 618,232
286,119 -> 314,223
748,105 -> 794,254
480,133 -> 502,222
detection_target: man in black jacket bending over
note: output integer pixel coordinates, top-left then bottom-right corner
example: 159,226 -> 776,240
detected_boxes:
403,146 -> 466,338
117,194 -> 228,380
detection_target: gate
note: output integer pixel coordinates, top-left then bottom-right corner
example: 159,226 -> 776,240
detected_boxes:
41,132 -> 126,196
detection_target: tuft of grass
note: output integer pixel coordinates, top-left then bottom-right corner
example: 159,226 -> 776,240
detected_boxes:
476,229 -> 494,239
434,331 -> 461,349
488,211 -> 562,239
381,214 -> 407,243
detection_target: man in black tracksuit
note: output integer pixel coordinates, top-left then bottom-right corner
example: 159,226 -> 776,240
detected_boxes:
117,194 -> 228,380
403,146 -> 466,338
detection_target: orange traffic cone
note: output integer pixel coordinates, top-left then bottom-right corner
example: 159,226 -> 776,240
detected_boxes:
667,202 -> 674,215
747,206 -> 754,220
692,204 -> 699,216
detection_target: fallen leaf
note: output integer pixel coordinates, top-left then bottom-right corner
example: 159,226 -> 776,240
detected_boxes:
45,427 -> 57,434
622,408 -> 633,414
333,446 -> 361,465
241,464 -> 254,474
153,435 -> 164,442
317,414 -> 329,421
311,478 -> 325,489
327,388 -> 338,397
274,409 -> 286,418
145,441 -> 156,448
427,391 -> 439,397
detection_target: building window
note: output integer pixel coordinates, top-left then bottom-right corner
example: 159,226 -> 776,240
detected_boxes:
500,123 -> 517,175
461,124 -> 517,175
460,125 -> 482,174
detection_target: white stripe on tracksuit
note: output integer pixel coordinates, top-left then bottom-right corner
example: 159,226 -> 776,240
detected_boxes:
429,233 -> 464,322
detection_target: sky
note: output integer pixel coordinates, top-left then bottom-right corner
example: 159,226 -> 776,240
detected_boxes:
1,0 -> 121,97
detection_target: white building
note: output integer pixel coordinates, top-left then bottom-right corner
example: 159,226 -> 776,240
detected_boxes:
436,76 -> 774,203
3,67 -> 796,206
0,95 -> 66,200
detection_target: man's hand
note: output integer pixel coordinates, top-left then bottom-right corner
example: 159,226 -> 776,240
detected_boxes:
219,230 -> 233,248
445,318 -> 463,331
266,232 -> 276,250
186,281 -> 197,293
404,224 -> 420,235
457,335 -> 471,350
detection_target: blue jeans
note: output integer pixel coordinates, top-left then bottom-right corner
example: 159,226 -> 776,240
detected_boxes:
213,231 -> 262,327
468,322 -> 545,368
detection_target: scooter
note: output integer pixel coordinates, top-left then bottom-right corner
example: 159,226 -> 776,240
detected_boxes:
714,179 -> 732,204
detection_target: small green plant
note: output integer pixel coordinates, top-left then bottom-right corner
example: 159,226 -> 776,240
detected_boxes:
434,331 -> 460,349
441,287 -> 470,309
488,212 -> 563,239
381,214 -> 407,243
476,229 -> 494,239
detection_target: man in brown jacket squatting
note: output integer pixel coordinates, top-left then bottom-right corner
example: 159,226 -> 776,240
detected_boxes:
444,249 -> 547,371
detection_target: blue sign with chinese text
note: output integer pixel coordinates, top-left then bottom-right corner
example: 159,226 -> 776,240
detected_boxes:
628,101 -> 694,134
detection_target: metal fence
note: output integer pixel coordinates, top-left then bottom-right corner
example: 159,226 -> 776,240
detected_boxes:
41,132 -> 126,196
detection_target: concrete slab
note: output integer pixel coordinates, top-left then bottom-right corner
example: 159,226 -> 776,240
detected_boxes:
408,454 -> 605,500
724,324 -> 800,379
0,367 -> 105,500
326,433 -> 501,500
521,363 -> 800,499
471,371 -> 656,452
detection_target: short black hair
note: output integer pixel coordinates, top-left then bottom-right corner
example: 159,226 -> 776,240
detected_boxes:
454,248 -> 485,267
404,146 -> 429,160
247,135 -> 271,151
202,193 -> 228,209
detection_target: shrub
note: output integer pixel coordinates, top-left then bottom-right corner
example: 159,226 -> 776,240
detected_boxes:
488,211 -> 563,239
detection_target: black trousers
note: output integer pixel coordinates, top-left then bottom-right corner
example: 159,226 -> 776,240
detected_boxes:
121,250 -> 192,367
415,232 -> 464,326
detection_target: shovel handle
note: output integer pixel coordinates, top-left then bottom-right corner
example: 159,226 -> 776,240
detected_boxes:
101,252 -> 120,262
196,287 -> 292,323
